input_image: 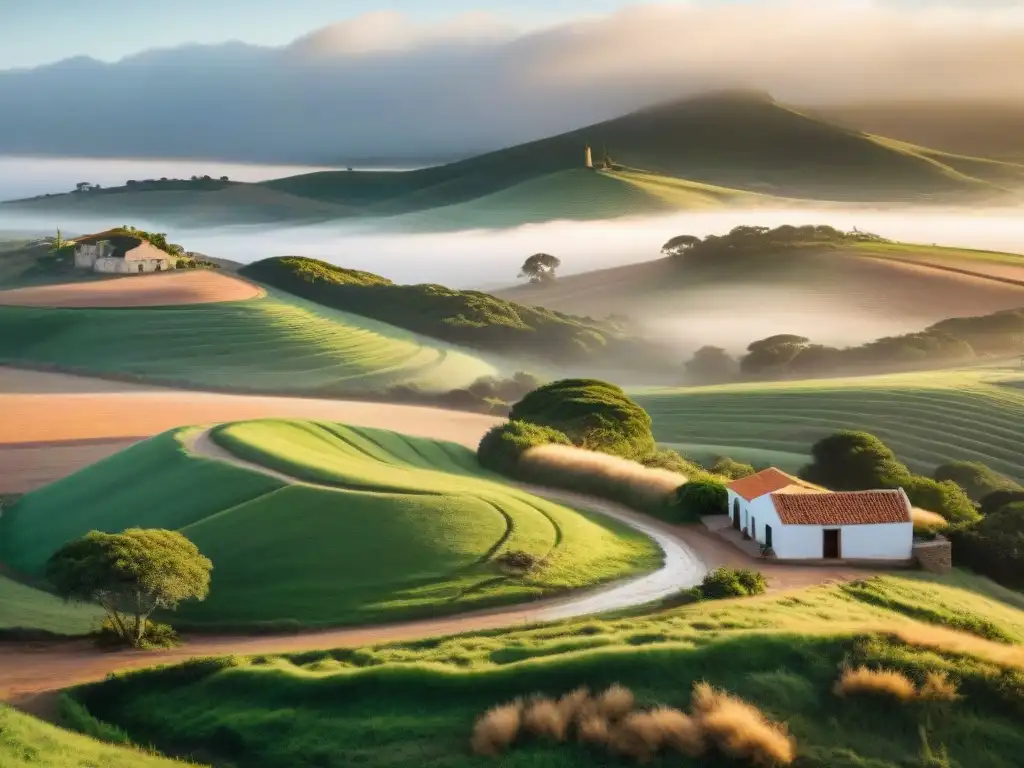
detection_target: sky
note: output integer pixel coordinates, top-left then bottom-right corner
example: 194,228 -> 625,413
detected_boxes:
0,0 -> 640,68
0,0 -> 1006,70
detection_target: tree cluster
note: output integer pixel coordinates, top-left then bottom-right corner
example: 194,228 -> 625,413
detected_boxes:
661,224 -> 888,261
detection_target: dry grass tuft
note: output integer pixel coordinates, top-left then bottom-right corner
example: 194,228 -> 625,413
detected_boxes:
691,682 -> 796,766
911,507 -> 949,533
834,666 -> 918,701
918,671 -> 960,702
520,444 -> 685,510
596,683 -> 636,722
522,696 -> 571,742
556,687 -> 592,725
650,706 -> 706,758
471,701 -> 522,756
891,624 -> 1024,670
608,711 -> 666,764
577,714 -> 611,746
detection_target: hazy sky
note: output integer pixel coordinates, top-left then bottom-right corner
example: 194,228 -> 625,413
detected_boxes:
0,0 -> 1009,69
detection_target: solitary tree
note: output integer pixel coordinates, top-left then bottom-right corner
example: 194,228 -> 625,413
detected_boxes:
46,528 -> 212,648
660,234 -> 702,259
519,253 -> 561,284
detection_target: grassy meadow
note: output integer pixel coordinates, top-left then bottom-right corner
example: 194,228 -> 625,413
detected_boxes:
63,573 -> 1024,768
0,571 -> 104,636
0,291 -> 498,394
1,420 -> 659,630
635,365 -> 1024,482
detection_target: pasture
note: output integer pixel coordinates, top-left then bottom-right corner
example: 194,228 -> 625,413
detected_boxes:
66,573 -> 1024,768
634,365 -> 1024,482
1,420 -> 659,629
0,291 -> 497,394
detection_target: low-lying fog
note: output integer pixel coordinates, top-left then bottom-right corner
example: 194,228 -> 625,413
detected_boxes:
3,157 -> 1023,355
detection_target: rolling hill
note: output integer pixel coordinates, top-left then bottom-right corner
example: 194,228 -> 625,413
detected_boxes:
0,419 -> 658,629
6,92 -> 1022,229
496,238 -> 1024,356
633,364 -> 1024,483
0,287 -> 497,394
62,571 -> 1024,768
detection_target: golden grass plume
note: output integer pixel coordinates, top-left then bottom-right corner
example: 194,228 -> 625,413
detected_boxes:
470,700 -> 522,757
911,507 -> 949,533
595,683 -> 636,722
834,666 -> 918,701
918,671 -> 960,702
522,696 -> 570,741
691,682 -> 796,766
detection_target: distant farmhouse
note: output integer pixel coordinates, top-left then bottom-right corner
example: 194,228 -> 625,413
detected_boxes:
726,468 -> 914,561
73,230 -> 173,274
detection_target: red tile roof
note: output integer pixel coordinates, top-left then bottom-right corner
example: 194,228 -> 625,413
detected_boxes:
728,468 -> 812,501
770,490 -> 911,526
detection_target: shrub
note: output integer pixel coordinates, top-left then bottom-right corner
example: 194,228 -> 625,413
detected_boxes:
608,711 -> 667,763
833,666 -> 917,701
949,502 -> 1024,589
709,456 -> 756,480
495,550 -> 539,572
477,420 -> 571,476
700,568 -> 767,599
933,461 -> 1019,503
675,480 -> 728,519
509,379 -> 656,460
801,431 -> 908,491
577,713 -> 611,745
471,701 -> 522,756
691,682 -> 796,766
979,489 -> 1024,516
650,707 -> 706,758
901,476 -> 979,524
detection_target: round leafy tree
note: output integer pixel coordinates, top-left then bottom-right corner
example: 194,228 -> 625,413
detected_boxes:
46,528 -> 212,648
675,480 -> 729,519
477,420 -> 572,476
508,378 -> 655,460
800,431 -> 908,491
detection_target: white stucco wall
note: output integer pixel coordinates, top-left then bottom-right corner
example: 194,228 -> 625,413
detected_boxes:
94,257 -> 170,274
725,488 -> 913,560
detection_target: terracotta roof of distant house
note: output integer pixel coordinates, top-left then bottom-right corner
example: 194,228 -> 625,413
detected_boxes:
728,467 -> 817,501
71,229 -> 128,245
770,489 -> 911,526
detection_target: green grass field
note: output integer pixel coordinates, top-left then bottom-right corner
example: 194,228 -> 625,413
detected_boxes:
1,420 -> 659,629
63,572 -> 1024,768
0,291 -> 498,394
0,572 -> 104,636
0,704 -> 197,768
634,365 -> 1024,482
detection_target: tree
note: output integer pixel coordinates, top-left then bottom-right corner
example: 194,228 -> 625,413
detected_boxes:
800,431 -> 908,491
980,489 -> 1024,516
740,335 -> 811,375
933,461 -> 1019,503
661,234 -> 701,258
45,528 -> 212,647
74,182 -> 92,193
519,253 -> 561,284
685,346 -> 738,383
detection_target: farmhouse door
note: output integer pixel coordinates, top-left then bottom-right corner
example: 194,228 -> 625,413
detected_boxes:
732,499 -> 740,530
765,524 -> 773,550
823,529 -> 841,559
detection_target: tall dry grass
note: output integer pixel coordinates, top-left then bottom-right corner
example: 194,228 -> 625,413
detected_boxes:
918,671 -> 960,702
890,625 -> 1024,670
691,682 -> 796,766
519,444 -> 685,513
470,701 -> 523,756
834,666 -> 918,701
522,696 -> 570,741
595,683 -> 636,721
911,507 -> 949,534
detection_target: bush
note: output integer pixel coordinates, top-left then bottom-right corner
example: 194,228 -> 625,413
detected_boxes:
801,431 -> 907,491
495,550 -> 539,572
94,618 -> 180,649
675,480 -> 728,519
477,420 -> 572,476
901,476 -> 979,524
979,489 -> 1024,516
691,682 -> 796,766
709,456 -> 756,480
471,702 -> 522,756
700,567 -> 767,599
949,502 -> 1024,589
509,379 -> 656,460
933,461 -> 1019,503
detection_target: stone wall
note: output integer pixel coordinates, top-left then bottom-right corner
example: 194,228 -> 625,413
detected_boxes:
913,537 -> 952,574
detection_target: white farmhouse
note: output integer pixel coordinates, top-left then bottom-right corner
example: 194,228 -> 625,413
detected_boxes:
73,230 -> 172,274
726,467 -> 914,561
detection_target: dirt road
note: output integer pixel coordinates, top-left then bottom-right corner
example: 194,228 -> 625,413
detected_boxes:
0,270 -> 261,307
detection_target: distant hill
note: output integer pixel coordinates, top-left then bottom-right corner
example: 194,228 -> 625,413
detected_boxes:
814,101 -> 1024,161
6,92 -> 1023,228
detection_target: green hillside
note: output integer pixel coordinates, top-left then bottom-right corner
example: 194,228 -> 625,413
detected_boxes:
240,256 -> 665,369
0,704 -> 195,768
68,573 -> 1024,768
0,292 -> 497,394
634,365 -> 1024,482
0,571 -> 104,636
1,420 -> 658,629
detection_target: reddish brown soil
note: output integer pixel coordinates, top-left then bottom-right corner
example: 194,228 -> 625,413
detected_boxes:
0,270 -> 262,307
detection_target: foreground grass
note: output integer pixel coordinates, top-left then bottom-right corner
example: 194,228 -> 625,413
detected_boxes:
68,573 -> 1024,768
0,292 -> 496,394
636,364 -> 1024,482
2,420 -> 659,630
